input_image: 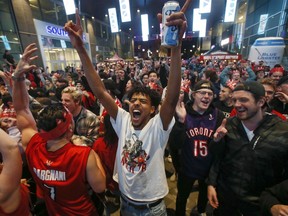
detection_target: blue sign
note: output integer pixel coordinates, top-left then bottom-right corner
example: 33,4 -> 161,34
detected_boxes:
254,39 -> 285,46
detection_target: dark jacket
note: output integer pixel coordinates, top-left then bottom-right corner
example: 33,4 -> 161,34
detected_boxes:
270,97 -> 288,119
260,179 -> 288,216
207,114 -> 288,203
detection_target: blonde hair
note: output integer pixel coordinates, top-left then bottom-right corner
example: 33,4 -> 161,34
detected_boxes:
62,86 -> 82,103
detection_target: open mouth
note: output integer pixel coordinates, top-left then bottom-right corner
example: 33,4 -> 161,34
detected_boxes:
201,100 -> 210,105
133,110 -> 141,119
236,108 -> 246,113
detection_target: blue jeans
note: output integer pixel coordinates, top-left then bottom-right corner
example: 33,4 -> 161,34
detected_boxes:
120,197 -> 167,216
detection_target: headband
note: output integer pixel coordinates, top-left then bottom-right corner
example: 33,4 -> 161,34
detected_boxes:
39,109 -> 73,141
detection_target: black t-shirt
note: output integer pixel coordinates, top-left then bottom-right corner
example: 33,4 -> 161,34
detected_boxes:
73,108 -> 82,135
213,100 -> 233,118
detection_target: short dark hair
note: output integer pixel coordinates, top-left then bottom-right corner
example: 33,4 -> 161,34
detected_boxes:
1,93 -> 12,107
37,103 -> 68,132
127,86 -> 161,108
75,80 -> 83,86
204,70 -> 218,83
141,73 -> 148,81
128,79 -> 142,88
148,70 -> 159,78
56,78 -> 68,85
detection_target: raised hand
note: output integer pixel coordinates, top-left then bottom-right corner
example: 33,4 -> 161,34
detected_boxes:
175,101 -> 186,123
14,43 -> 38,78
213,118 -> 227,142
64,8 -> 84,49
157,0 -> 190,45
0,70 -> 11,83
275,91 -> 288,104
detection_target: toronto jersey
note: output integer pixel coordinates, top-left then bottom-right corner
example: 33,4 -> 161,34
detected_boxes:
181,108 -> 218,179
26,133 -> 97,216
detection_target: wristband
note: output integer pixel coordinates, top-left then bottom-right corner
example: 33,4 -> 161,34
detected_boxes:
12,74 -> 25,81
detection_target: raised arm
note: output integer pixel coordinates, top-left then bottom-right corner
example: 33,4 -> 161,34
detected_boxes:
64,10 -> 118,120
159,2 -> 188,130
0,128 -> 22,204
219,66 -> 231,86
12,44 -> 38,148
241,62 -> 256,81
245,66 -> 256,81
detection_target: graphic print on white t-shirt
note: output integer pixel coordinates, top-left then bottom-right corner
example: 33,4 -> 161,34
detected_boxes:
121,133 -> 150,173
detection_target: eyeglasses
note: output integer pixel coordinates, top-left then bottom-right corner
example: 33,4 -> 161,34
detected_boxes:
196,90 -> 214,97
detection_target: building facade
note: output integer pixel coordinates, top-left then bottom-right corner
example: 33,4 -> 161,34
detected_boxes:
214,0 -> 287,68
0,0 -> 133,71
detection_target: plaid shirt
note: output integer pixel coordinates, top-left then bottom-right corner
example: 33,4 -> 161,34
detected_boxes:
72,107 -> 100,147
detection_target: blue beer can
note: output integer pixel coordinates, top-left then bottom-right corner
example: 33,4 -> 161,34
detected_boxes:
161,1 -> 180,47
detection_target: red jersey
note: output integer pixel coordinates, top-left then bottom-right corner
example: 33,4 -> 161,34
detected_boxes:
92,137 -> 118,191
82,91 -> 96,111
26,133 -> 97,216
0,184 -> 31,216
99,98 -> 122,133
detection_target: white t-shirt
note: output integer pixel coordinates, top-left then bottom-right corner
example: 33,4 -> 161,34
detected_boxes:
111,108 -> 175,202
242,122 -> 254,141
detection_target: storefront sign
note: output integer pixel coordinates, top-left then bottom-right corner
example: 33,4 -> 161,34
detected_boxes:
46,25 -> 69,37
45,24 -> 86,41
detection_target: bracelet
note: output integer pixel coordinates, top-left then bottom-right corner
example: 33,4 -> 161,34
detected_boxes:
12,74 -> 26,81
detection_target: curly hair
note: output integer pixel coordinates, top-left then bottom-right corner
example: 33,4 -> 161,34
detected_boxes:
127,86 -> 161,109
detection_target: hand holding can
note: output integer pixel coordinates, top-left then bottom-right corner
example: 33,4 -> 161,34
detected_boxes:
160,0 -> 190,48
161,1 -> 181,47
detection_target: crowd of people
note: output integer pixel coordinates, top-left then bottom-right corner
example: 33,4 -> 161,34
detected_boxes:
0,5 -> 288,216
